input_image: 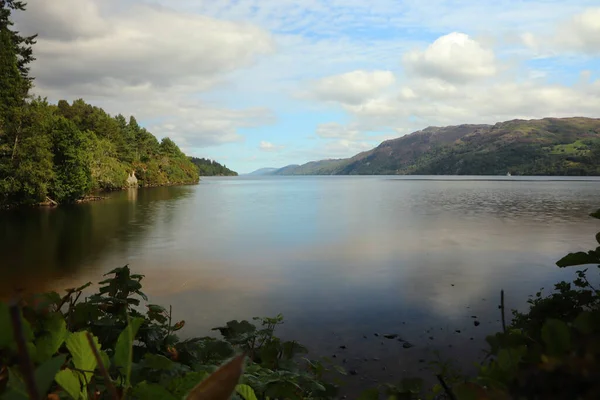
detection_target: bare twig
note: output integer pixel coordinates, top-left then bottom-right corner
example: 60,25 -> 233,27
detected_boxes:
57,290 -> 75,313
500,290 -> 507,333
9,302 -> 40,400
86,332 -> 119,400
164,305 -> 173,346
581,273 -> 599,294
436,374 -> 457,400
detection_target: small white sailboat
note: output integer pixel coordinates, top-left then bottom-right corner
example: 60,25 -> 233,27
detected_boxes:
506,171 -> 512,176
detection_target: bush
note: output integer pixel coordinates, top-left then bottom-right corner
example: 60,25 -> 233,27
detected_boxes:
0,266 -> 342,400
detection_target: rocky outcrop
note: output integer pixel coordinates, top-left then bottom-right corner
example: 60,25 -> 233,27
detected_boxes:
126,171 -> 138,187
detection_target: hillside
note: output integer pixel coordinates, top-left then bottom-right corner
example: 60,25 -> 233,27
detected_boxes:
268,117 -> 600,176
0,98 -> 200,208
190,157 -> 237,176
247,168 -> 280,175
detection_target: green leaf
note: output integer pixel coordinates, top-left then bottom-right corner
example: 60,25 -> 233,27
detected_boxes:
55,369 -> 81,400
573,311 -> 594,335
590,209 -> 600,219
453,383 -> 479,400
3,368 -> 28,400
142,353 -> 174,371
542,319 -> 571,356
35,354 -> 67,395
212,320 -> 256,340
114,317 -> 144,385
281,341 -> 308,359
400,377 -> 423,393
132,381 -> 178,400
100,350 -> 111,370
236,384 -> 258,400
32,292 -> 61,312
1,388 -> 29,400
260,340 -> 280,368
65,331 -> 98,382
265,381 -> 303,400
35,313 -> 68,363
556,251 -> 600,267
168,372 -> 209,398
0,303 -> 34,350
333,365 -> 347,375
358,388 -> 380,400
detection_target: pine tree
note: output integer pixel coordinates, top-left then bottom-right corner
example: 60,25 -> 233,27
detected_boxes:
0,1 -> 37,87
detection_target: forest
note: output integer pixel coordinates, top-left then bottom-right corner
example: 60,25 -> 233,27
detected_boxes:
0,1 -> 228,208
189,158 -> 238,176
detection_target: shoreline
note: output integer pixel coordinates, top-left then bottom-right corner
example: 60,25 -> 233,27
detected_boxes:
2,180 -> 201,211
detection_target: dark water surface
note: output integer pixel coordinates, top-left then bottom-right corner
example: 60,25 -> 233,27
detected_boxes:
2,176 -> 600,388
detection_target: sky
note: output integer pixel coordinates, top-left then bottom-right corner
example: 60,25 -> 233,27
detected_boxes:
13,0 -> 600,173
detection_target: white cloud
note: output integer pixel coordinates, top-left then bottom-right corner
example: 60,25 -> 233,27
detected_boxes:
151,105 -> 274,149
554,8 -> 600,54
403,32 -> 497,83
315,122 -> 361,139
304,30 -> 600,143
259,141 -> 284,152
307,70 -> 396,105
12,0 -> 600,171
21,0 -> 275,91
522,8 -> 600,55
17,0 -> 276,149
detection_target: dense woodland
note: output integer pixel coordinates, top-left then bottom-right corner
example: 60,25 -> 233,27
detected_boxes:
0,2 -> 238,209
189,157 -> 237,176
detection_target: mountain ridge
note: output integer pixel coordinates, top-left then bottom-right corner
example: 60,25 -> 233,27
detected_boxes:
263,117 -> 600,176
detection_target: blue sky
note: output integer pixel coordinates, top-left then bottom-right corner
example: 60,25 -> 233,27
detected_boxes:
17,0 -> 600,173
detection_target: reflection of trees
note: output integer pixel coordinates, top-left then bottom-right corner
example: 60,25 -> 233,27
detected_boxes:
0,186 -> 194,295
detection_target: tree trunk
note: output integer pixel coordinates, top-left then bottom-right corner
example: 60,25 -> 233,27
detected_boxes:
11,120 -> 21,160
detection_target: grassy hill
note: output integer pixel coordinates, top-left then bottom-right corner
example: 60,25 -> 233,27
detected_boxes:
270,117 -> 600,176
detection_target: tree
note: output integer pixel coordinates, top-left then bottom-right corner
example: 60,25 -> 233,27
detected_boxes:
160,137 -> 185,158
0,99 -> 54,206
0,1 -> 37,88
50,116 -> 92,204
0,4 -> 44,206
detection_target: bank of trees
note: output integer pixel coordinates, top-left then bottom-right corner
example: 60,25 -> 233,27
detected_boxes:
0,1 -> 199,208
189,157 -> 238,176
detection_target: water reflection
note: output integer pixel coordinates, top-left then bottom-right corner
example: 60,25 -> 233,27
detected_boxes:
0,186 -> 194,297
1,177 -> 599,386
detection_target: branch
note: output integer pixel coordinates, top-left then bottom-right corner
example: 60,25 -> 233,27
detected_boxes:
436,374 -> 457,400
500,290 -> 506,333
9,302 -> 40,400
85,332 -> 119,400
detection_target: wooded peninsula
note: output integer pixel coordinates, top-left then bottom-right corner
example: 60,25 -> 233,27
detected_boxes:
0,2 -> 235,209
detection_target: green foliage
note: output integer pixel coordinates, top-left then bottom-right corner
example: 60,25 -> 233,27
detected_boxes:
0,99 -> 54,206
2,96 -> 200,207
354,209 -> 600,400
430,212 -> 600,400
49,116 -> 93,204
190,157 -> 238,176
0,266 -> 340,400
0,1 -> 198,208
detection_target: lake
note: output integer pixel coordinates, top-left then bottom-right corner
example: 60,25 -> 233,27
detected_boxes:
2,176 -> 600,388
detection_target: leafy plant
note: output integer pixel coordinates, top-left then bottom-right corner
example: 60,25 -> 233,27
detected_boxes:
0,266 -> 340,400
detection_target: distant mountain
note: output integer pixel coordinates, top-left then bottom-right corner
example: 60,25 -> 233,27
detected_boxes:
247,167 -> 279,175
267,117 -> 600,176
189,157 -> 238,176
271,160 -> 346,175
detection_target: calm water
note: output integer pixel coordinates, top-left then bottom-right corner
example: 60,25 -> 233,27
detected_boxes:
2,176 -> 600,386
